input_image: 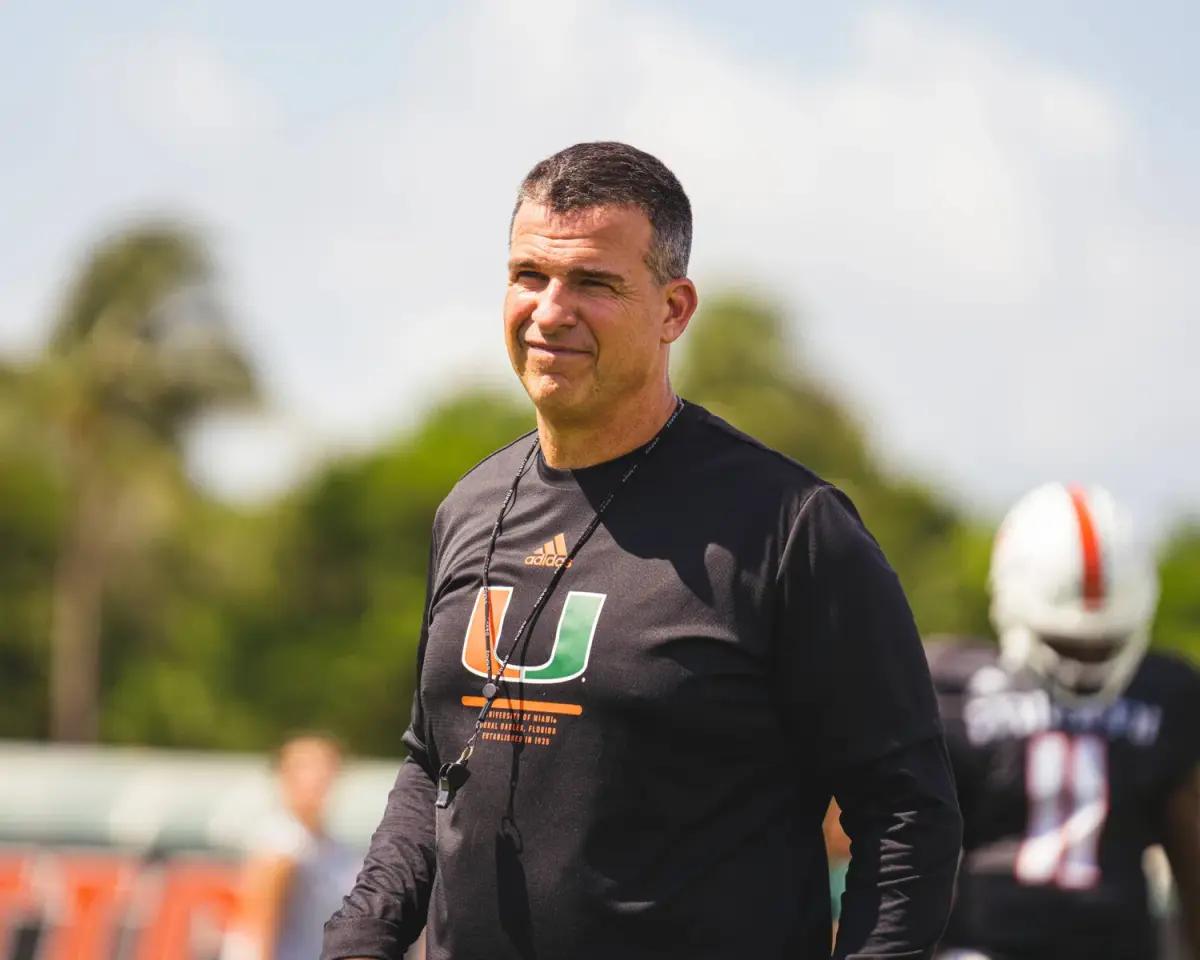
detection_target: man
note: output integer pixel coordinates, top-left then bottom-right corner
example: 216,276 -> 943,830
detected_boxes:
930,483 -> 1200,960
227,734 -> 361,960
322,141 -> 961,960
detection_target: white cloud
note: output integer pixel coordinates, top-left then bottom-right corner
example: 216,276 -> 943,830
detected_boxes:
5,2 -> 1197,529
103,32 -> 279,152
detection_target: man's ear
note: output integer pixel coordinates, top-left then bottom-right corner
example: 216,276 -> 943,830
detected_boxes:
661,278 -> 698,345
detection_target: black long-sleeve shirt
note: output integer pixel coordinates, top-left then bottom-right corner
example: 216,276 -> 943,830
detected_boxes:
323,401 -> 962,959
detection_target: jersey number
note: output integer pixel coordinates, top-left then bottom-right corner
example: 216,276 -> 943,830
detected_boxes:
1015,732 -> 1108,889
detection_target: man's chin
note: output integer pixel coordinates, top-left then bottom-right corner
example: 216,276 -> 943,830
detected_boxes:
524,377 -> 594,419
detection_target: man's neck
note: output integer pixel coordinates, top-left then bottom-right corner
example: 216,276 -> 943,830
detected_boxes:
537,385 -> 678,469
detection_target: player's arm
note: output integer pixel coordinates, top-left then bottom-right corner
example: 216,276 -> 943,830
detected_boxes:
1163,765 -> 1200,959
776,487 -> 962,959
321,539 -> 442,960
234,852 -> 295,960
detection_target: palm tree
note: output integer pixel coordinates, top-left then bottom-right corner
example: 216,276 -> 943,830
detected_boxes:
39,224 -> 256,741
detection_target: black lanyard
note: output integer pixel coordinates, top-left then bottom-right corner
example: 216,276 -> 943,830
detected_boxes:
436,397 -> 686,808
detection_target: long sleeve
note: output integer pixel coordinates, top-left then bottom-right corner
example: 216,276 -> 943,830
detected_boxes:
775,485 -> 962,958
831,736 -> 961,958
321,540 -> 441,960
321,759 -> 437,959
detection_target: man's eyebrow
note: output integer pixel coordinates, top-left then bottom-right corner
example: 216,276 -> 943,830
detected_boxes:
508,257 -> 542,272
506,260 -> 627,285
566,267 -> 626,285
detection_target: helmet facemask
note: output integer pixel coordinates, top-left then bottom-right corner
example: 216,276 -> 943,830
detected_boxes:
1003,625 -> 1151,705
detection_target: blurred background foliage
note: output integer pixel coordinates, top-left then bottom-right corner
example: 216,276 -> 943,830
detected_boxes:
2,226 -> 1197,755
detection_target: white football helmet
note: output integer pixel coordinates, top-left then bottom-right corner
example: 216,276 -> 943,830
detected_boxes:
989,483 -> 1159,703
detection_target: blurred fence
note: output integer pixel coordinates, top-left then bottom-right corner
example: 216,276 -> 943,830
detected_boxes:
0,742 -> 396,960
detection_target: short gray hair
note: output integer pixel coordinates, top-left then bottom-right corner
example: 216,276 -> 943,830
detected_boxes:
512,142 -> 692,285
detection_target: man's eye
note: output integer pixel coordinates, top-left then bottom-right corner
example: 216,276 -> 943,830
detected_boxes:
515,270 -> 545,283
580,278 -> 611,290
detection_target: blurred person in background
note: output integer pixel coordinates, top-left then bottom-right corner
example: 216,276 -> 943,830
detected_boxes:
930,483 -> 1200,960
823,800 -> 851,939
226,733 -> 361,960
322,141 -> 960,960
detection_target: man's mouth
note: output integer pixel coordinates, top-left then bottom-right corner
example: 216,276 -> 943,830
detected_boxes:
525,342 -> 590,358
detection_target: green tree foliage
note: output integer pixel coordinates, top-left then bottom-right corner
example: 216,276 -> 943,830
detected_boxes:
7,224 -> 256,741
0,365 -> 62,737
1154,522 -> 1200,660
99,493 -> 279,748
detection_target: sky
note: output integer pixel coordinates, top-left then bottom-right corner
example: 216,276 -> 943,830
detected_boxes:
3,1 -> 1198,532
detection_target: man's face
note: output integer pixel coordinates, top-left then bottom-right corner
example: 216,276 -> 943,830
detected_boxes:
505,201 -> 680,421
279,737 -> 341,822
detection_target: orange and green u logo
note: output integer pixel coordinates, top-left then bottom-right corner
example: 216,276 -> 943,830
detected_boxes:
461,586 -> 606,684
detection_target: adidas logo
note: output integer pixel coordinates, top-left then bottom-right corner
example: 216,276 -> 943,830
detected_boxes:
525,533 -> 573,567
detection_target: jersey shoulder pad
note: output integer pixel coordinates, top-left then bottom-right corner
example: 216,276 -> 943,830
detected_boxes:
1129,651 -> 1200,707
1132,652 -> 1200,789
925,635 -> 1000,695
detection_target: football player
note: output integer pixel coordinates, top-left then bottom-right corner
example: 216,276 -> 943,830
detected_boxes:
931,483 -> 1200,960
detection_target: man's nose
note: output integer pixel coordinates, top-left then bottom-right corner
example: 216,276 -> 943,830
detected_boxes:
529,279 -> 577,333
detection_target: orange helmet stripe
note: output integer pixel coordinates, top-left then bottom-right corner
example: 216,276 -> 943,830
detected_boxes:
1067,486 -> 1105,608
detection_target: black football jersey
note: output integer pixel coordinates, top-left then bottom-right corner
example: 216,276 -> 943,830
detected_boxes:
930,640 -> 1200,960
